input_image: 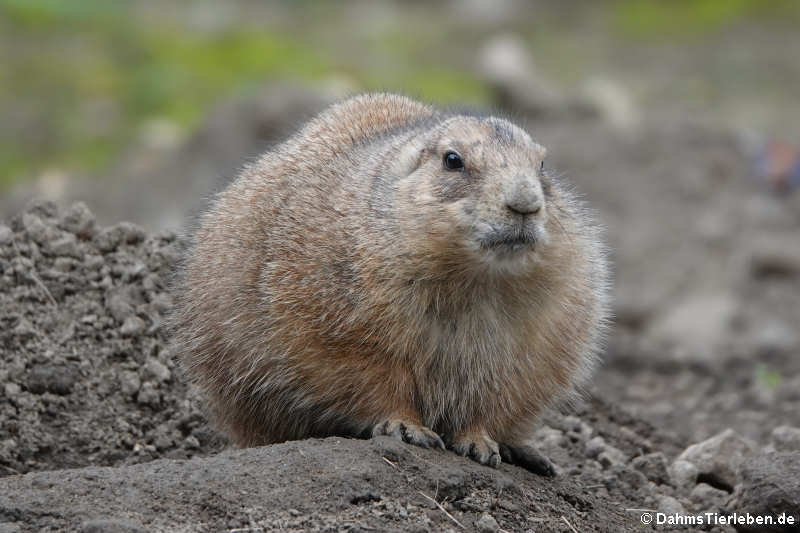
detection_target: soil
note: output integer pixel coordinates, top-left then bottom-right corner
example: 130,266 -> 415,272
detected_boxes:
2,104 -> 800,531
0,200 -> 680,532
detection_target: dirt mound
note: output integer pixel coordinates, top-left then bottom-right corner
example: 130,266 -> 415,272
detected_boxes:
0,436 -> 638,532
2,201 -> 798,532
0,200 -> 226,476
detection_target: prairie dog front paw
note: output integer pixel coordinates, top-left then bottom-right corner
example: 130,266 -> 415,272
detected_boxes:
372,418 -> 445,450
451,428 -> 501,468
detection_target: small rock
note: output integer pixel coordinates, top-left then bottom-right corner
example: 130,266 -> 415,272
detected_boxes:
0,523 -> 22,533
598,447 -> 628,468
21,213 -> 51,244
26,365 -> 77,396
562,415 -> 593,441
731,452 -> 800,532
153,434 -> 173,451
675,428 -> 756,490
656,495 -> 685,516
669,459 -> 699,490
632,452 -> 670,485
3,383 -> 21,397
117,222 -> 146,245
94,224 -> 127,253
84,254 -> 105,270
586,436 -> 628,467
770,426 -> 800,453
145,358 -> 171,382
106,292 -> 135,323
533,426 -> 565,448
53,257 -> 76,272
585,436 -> 606,457
136,381 -> 160,406
475,513 -> 499,533
47,233 -> 81,258
119,371 -> 141,396
183,435 -> 200,449
149,292 -> 172,313
93,229 -> 120,252
689,482 -> 729,510
0,225 -> 12,246
120,316 -> 146,337
60,201 -> 96,238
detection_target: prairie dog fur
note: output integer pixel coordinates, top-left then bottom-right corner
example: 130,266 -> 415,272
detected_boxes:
174,93 -> 610,473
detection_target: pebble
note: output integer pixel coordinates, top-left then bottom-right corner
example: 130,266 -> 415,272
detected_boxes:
562,415 -> 593,441
689,482 -> 729,510
118,371 -> 141,396
770,425 -> 800,452
0,224 -> 12,245
106,292 -> 135,323
116,222 -> 146,245
120,316 -> 146,337
631,452 -> 670,485
25,365 -> 77,396
60,201 -> 96,238
145,358 -> 171,382
586,436 -> 628,467
475,512 -> 499,533
94,226 -> 124,253
669,459 -> 699,490
47,233 -> 81,258
656,494 -> 685,515
53,257 -> 76,272
136,381 -> 160,406
21,213 -> 51,244
4,383 -> 21,397
674,428 -> 756,490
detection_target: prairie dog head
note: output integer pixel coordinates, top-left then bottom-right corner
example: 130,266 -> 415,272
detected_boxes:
395,115 -> 551,274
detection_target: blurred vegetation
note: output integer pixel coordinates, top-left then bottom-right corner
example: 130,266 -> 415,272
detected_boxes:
1,0 -> 799,187
756,364 -> 782,391
613,0 -> 800,37
0,0 -> 489,187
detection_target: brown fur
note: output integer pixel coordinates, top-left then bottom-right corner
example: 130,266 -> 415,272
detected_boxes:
173,94 -> 610,468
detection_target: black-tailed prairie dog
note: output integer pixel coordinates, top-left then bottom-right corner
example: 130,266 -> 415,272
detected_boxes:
174,93 -> 610,474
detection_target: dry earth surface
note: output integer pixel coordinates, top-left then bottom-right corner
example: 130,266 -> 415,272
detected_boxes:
2,56 -> 800,532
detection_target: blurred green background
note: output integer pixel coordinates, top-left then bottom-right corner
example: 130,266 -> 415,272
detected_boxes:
1,0 -> 799,188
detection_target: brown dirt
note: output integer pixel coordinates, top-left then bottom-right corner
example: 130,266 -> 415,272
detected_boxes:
2,102 -> 799,531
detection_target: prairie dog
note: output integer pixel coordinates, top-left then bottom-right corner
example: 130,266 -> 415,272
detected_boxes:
174,94 -> 610,474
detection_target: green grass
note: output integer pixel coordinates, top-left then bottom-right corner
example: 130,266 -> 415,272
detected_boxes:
0,0 -> 490,187
756,364 -> 782,391
613,0 -> 800,38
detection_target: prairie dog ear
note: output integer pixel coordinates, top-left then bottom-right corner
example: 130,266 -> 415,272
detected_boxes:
394,138 -> 428,176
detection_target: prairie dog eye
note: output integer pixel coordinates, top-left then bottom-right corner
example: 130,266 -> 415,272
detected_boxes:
443,151 -> 464,171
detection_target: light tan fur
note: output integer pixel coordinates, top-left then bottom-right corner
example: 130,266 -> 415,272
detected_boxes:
173,94 -> 610,470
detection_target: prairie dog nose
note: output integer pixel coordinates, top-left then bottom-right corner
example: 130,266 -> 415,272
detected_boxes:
505,175 -> 543,216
